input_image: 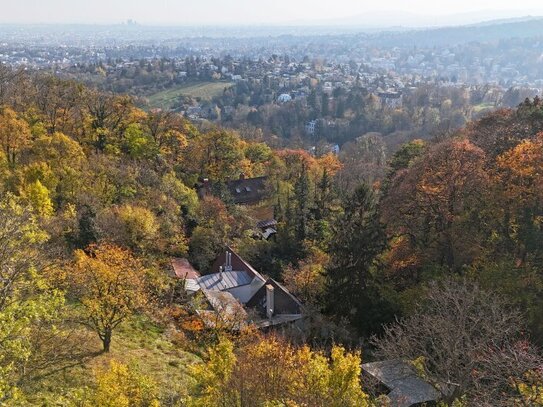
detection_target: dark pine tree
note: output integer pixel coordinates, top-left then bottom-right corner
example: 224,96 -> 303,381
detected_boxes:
325,184 -> 390,335
76,205 -> 98,250
294,164 -> 311,243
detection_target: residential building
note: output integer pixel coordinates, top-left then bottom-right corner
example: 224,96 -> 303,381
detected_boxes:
175,248 -> 303,329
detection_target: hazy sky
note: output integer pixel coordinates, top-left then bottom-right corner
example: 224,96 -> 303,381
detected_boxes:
1,0 -> 543,25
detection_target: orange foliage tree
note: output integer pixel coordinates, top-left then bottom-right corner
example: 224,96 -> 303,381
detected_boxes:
382,138 -> 489,272
495,132 -> 543,264
72,243 -> 149,352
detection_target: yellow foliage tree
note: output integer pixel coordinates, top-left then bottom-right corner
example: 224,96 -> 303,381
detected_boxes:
0,107 -> 31,166
188,336 -> 370,407
187,339 -> 238,407
91,360 -> 160,407
116,204 -> 160,252
24,180 -> 54,217
72,243 -> 149,352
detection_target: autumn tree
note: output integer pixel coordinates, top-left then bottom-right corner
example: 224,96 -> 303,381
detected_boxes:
0,107 -> 31,166
282,248 -> 328,307
0,195 -> 64,402
34,76 -> 81,135
494,133 -> 543,265
293,163 -> 311,243
21,179 -> 54,217
188,336 -> 370,407
187,339 -> 238,407
382,139 -> 488,272
96,205 -> 160,253
185,129 -> 245,181
189,196 -> 234,272
29,132 -> 86,205
144,110 -> 190,164
72,243 -> 149,352
336,133 -> 388,192
373,279 -> 543,406
89,360 -> 160,407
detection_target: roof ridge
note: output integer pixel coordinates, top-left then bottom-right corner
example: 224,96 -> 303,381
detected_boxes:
227,245 -> 266,282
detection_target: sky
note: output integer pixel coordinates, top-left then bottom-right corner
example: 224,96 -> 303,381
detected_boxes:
1,0 -> 543,25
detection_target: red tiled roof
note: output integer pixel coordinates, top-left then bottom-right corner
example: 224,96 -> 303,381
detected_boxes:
171,258 -> 200,280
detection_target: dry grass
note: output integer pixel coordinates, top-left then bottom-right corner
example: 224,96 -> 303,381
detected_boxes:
23,315 -> 200,405
148,81 -> 233,109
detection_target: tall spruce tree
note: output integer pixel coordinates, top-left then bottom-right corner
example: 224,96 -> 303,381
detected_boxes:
316,168 -> 332,220
325,184 -> 387,334
294,164 -> 311,243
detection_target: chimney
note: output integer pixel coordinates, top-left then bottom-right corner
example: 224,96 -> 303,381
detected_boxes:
239,172 -> 246,180
199,178 -> 210,199
225,251 -> 233,272
266,284 -> 274,320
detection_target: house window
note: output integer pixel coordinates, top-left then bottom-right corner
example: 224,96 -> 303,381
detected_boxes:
235,188 -> 241,193
245,186 -> 252,192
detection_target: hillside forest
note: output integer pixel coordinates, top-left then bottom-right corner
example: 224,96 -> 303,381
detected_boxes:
1,66 -> 543,405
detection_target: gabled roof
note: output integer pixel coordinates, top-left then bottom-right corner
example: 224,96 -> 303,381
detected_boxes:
197,270 -> 253,291
245,278 -> 302,317
180,248 -> 303,329
226,176 -> 269,205
256,219 -> 277,229
197,289 -> 248,330
362,360 -> 441,407
210,247 -> 266,282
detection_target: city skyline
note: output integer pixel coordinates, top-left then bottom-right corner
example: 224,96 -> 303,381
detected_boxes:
1,0 -> 543,26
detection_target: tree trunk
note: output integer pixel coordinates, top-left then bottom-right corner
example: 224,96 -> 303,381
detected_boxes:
102,329 -> 112,353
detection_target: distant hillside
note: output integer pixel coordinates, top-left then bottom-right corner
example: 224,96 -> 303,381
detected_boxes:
370,18 -> 543,47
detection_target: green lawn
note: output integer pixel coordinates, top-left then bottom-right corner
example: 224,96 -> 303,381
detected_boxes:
148,81 -> 233,109
473,102 -> 496,113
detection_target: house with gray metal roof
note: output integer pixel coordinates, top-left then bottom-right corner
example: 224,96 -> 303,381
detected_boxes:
362,359 -> 441,407
173,247 -> 303,329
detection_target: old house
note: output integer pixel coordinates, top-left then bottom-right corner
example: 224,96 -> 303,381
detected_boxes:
174,248 -> 303,329
197,174 -> 277,240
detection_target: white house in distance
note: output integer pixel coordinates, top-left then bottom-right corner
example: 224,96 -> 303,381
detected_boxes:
172,248 -> 303,329
305,119 -> 318,136
277,93 -> 292,103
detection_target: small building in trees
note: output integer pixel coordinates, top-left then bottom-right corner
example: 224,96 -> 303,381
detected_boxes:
225,174 -> 268,205
197,174 -> 276,240
362,360 -> 441,407
173,248 -> 303,329
277,93 -> 292,103
377,90 -> 403,109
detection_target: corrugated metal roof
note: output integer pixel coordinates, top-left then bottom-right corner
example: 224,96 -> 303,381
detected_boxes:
184,278 -> 200,292
362,360 -> 441,407
197,271 -> 252,291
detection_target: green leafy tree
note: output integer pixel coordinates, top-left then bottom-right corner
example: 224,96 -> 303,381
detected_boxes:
0,195 -> 64,402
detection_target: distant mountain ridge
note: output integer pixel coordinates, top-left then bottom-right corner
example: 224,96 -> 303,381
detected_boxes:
298,9 -> 543,29
366,17 -> 543,47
